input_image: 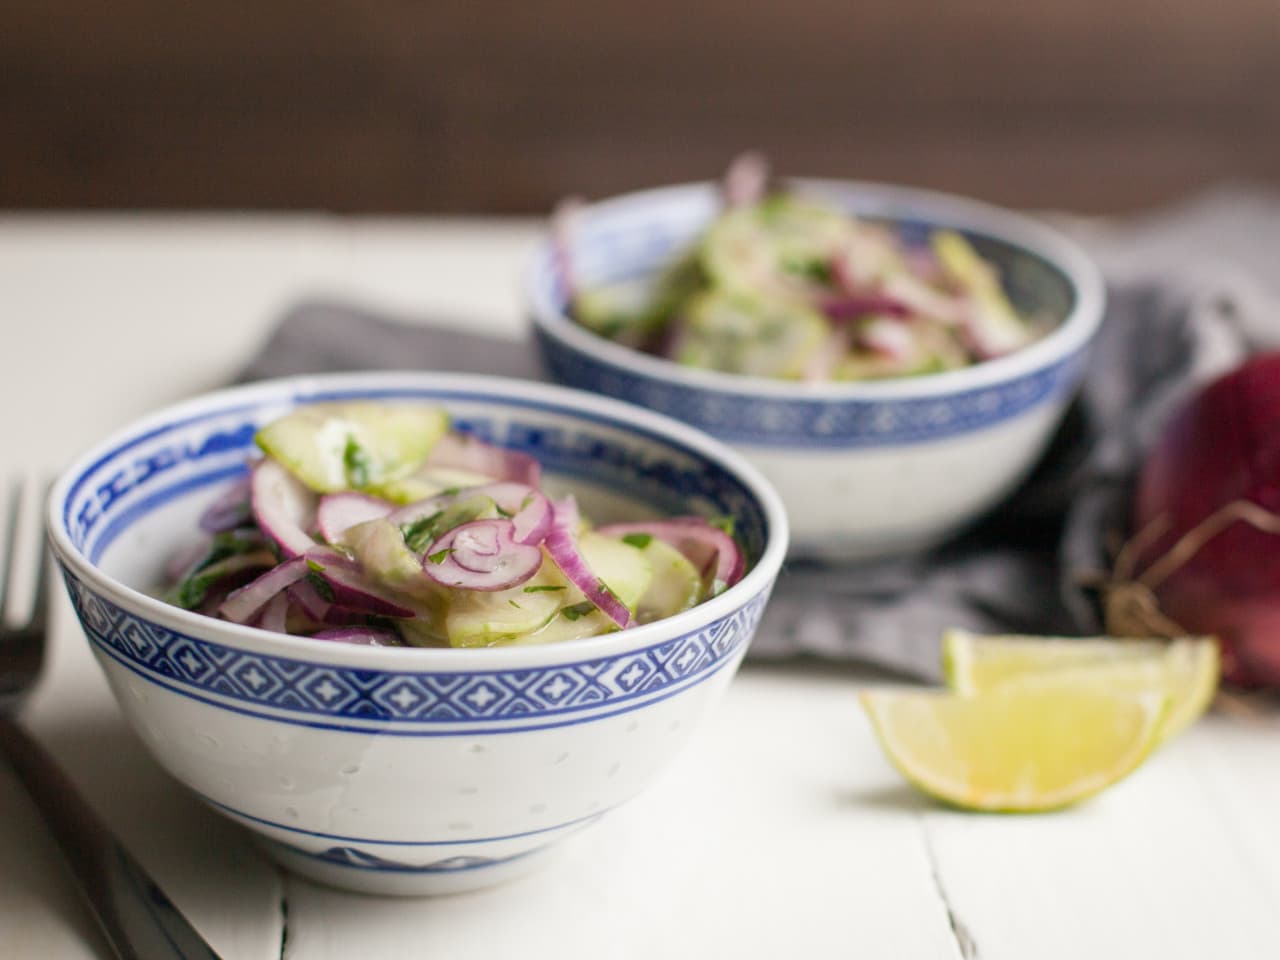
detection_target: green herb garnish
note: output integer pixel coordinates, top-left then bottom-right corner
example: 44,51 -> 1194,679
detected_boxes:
306,570 -> 336,602
709,515 -> 736,536
401,511 -> 445,552
622,532 -> 653,549
343,435 -> 373,488
560,601 -> 596,622
427,548 -> 452,565
523,584 -> 566,593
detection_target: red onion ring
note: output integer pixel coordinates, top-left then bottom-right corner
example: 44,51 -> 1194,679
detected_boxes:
251,458 -> 318,558
219,556 -> 310,624
545,497 -> 632,628
422,519 -> 544,591
317,492 -> 394,543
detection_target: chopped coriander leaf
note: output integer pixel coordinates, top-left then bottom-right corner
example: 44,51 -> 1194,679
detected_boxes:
427,548 -> 453,565
401,511 -> 444,552
495,503 -> 513,519
709,515 -> 736,536
306,570 -> 335,602
509,600 -> 522,609
622,532 -> 653,549
305,558 -> 326,573
440,487 -> 462,497
343,435 -> 373,488
560,601 -> 596,622
523,584 -> 566,593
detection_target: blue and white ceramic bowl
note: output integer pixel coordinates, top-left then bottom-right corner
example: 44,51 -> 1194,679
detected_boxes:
47,372 -> 787,896
527,179 -> 1105,559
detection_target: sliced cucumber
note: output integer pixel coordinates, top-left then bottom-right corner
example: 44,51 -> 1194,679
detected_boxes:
447,531 -> 654,647
572,252 -> 703,346
372,466 -> 496,505
444,561 -> 567,648
675,289 -> 829,379
632,538 -> 702,623
931,230 -> 1032,356
256,402 -> 449,493
336,518 -> 441,601
701,195 -> 851,299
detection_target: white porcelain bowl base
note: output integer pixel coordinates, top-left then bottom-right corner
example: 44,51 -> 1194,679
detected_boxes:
753,397 -> 1069,559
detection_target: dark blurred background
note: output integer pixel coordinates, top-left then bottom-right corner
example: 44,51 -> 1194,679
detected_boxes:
5,1 -> 1280,214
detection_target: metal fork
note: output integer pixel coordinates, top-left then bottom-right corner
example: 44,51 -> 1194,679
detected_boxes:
0,480 -> 224,960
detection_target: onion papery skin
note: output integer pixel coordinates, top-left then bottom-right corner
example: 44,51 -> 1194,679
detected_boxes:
1131,351 -> 1280,687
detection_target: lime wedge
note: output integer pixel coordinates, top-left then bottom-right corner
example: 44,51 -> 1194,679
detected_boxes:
860,685 -> 1168,812
942,629 -> 1219,742
256,402 -> 449,493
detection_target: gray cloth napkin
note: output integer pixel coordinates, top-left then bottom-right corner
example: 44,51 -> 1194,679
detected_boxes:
240,191 -> 1280,679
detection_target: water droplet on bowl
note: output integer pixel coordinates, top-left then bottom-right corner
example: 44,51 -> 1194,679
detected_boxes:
607,762 -> 621,778
284,807 -> 299,820
340,764 -> 360,776
528,803 -> 547,814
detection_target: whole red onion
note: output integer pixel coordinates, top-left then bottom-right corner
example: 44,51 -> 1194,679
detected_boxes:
1120,351 -> 1280,687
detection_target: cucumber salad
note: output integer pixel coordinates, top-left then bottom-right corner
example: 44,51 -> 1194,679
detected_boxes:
561,156 -> 1046,381
165,402 -> 744,647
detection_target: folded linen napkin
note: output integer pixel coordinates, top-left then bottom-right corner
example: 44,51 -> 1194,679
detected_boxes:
239,191 -> 1280,679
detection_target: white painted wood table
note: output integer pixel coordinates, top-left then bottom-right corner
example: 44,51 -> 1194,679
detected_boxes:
2,214 -> 1279,960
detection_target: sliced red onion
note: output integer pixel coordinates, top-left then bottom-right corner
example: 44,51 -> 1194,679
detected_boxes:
859,318 -> 915,360
304,546 -> 415,618
386,482 -> 551,548
425,433 -> 542,487
597,517 -> 745,595
422,519 -> 543,591
251,458 -> 318,558
199,475 -> 253,533
545,497 -> 632,628
311,627 -> 400,647
722,151 -> 769,208
287,578 -> 331,621
820,293 -> 912,321
551,195 -> 585,298
317,492 -> 394,543
257,592 -> 290,634
469,483 -> 551,545
219,555 -> 310,624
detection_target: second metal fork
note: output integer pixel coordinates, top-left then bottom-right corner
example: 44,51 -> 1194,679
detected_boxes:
0,479 -> 224,960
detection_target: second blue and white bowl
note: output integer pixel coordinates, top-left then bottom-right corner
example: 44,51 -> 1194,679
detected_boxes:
527,179 -> 1105,559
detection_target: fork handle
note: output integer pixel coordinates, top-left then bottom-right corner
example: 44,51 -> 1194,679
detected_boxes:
0,718 -> 224,960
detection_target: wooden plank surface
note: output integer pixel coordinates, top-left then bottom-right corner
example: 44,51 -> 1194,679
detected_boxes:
3,1 -> 1280,213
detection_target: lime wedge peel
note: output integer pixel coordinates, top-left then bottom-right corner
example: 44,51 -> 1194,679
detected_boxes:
860,685 -> 1170,813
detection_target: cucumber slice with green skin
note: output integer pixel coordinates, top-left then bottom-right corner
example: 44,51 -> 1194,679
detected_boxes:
674,289 -> 829,379
700,195 -> 852,300
445,558 -> 567,647
445,531 -> 654,647
631,537 -> 703,623
572,252 -> 703,346
256,402 -> 450,493
931,230 -> 1032,358
371,467 -> 497,505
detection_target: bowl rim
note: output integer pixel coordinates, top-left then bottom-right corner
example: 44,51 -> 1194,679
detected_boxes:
47,370 -> 789,672
525,176 -> 1106,401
